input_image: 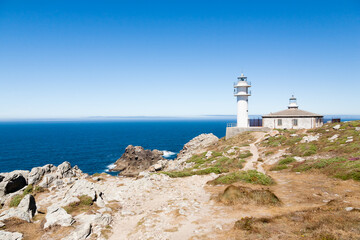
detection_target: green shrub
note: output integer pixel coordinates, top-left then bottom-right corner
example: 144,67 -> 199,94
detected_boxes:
270,165 -> 288,171
209,170 -> 275,186
238,151 -> 253,159
278,157 -> 296,165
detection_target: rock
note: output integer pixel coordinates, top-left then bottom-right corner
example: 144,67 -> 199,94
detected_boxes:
0,231 -> 23,240
64,223 -> 92,240
356,127 -> 360,131
301,134 -> 320,143
149,159 -> 168,172
0,195 -> 37,222
346,139 -> 354,143
205,151 -> 213,158
112,145 -> 165,176
269,130 -> 280,137
333,124 -> 341,130
294,156 -> 305,162
290,134 -> 298,137
328,134 -> 339,142
345,207 -> 354,212
0,171 -> 28,197
37,162 -> 83,188
165,133 -> 218,171
44,205 -> 75,228
0,221 -> 4,227
28,164 -> 56,185
66,179 -> 98,201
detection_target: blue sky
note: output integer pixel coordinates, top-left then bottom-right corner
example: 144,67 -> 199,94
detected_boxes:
0,0 -> 359,119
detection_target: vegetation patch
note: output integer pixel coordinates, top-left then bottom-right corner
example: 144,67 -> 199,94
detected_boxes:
218,185 -> 281,206
292,157 -> 360,181
208,170 -> 275,186
9,184 -> 45,207
228,200 -> 360,239
161,167 -> 227,178
63,195 -> 96,215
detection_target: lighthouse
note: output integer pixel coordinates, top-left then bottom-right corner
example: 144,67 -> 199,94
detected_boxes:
234,73 -> 251,127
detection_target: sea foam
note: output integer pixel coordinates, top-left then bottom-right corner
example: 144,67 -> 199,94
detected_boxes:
162,150 -> 176,158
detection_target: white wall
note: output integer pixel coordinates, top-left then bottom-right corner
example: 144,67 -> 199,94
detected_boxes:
237,95 -> 248,127
263,117 -> 323,129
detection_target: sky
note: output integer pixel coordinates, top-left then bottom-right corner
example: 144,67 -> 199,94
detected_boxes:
0,0 -> 359,119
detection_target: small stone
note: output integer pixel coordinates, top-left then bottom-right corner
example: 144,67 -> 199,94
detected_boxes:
345,207 -> 354,212
205,151 -> 213,158
346,139 -> 353,143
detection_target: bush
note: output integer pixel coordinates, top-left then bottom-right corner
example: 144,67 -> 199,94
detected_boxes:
209,170 -> 275,186
278,157 -> 296,165
270,165 -> 288,171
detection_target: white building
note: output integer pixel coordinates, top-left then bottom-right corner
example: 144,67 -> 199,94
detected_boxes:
234,73 -> 251,127
262,96 -> 323,129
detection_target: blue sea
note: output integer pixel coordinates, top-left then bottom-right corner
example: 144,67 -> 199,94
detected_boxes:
1,116 -> 359,175
0,119 -> 232,175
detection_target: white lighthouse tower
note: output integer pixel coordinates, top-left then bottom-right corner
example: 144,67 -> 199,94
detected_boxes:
234,73 -> 251,127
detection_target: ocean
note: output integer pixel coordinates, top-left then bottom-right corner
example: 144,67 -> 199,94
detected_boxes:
0,119 -> 231,175
1,116 -> 359,175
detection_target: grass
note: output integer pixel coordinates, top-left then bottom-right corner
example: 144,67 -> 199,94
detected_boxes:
218,185 -> 281,206
278,157 -> 296,165
63,195 -> 95,215
9,194 -> 24,207
292,157 -> 360,181
208,170 -> 275,186
270,165 -> 288,171
227,200 -> 360,239
270,157 -> 296,171
9,184 -> 45,207
161,167 -> 227,178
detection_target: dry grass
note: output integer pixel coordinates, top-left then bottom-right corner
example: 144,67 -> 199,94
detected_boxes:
2,217 -> 73,240
217,185 -> 281,206
63,195 -> 99,215
226,200 -> 360,240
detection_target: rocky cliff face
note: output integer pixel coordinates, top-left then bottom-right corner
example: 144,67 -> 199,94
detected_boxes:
112,145 -> 165,176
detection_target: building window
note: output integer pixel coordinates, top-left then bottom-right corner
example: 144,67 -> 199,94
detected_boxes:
277,119 -> 282,126
292,119 -> 298,126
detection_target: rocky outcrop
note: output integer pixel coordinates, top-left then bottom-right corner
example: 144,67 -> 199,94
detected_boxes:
165,133 -> 219,171
44,205 -> 75,228
112,145 -> 165,176
0,231 -> 23,240
37,161 -> 83,188
0,194 -> 37,222
0,171 -> 28,198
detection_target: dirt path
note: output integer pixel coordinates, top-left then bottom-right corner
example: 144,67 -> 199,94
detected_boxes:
242,132 -> 266,173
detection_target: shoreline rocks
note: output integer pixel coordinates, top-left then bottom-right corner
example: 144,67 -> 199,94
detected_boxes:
112,145 -> 165,176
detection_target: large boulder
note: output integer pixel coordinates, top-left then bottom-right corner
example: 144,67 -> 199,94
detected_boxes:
63,223 -> 92,240
28,164 -> 56,185
0,194 -> 37,222
112,145 -> 165,176
0,231 -> 23,240
0,171 -> 28,198
44,205 -> 75,228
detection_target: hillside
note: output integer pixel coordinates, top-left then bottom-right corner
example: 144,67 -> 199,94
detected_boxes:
0,121 -> 359,240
